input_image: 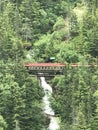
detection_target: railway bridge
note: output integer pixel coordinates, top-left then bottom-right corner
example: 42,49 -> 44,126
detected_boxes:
24,63 -> 98,78
24,63 -> 65,77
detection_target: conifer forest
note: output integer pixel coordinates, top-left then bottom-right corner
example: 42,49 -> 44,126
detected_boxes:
0,0 -> 98,130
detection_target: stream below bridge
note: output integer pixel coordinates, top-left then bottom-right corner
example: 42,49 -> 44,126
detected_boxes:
40,77 -> 60,130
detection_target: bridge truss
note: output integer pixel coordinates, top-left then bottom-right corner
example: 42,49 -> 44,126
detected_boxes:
24,63 -> 98,77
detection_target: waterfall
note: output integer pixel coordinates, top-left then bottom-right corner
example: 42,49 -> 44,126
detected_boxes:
40,77 -> 59,130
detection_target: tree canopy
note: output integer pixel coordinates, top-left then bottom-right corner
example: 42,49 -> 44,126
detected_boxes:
0,0 -> 98,129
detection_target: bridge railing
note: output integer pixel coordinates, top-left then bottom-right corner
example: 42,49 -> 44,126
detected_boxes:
24,63 -> 98,77
27,66 -> 64,71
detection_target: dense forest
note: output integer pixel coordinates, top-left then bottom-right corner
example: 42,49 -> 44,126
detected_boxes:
0,0 -> 98,130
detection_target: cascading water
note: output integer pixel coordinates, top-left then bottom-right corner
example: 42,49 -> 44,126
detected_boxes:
40,77 -> 59,130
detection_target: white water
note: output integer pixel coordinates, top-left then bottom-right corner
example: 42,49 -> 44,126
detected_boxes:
40,77 -> 59,130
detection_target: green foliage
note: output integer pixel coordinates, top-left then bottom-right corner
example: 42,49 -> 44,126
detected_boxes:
82,10 -> 98,57
0,62 -> 46,130
0,115 -> 7,130
70,12 -> 79,37
58,43 -> 80,63
0,0 -> 98,130
51,66 -> 98,129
